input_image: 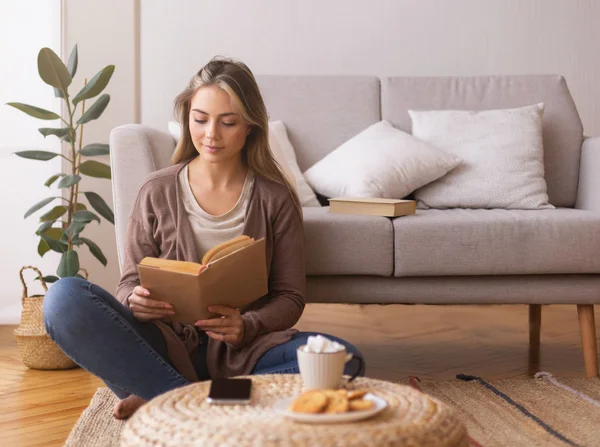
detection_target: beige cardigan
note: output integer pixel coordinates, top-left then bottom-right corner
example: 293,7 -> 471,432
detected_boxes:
116,162 -> 306,380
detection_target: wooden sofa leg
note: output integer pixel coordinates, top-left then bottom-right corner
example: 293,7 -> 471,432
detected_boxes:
528,304 -> 541,376
577,305 -> 599,378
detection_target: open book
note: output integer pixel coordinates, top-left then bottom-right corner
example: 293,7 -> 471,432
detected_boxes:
328,197 -> 416,217
137,235 -> 268,324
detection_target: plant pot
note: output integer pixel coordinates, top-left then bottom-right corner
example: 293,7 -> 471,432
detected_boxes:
13,266 -> 78,370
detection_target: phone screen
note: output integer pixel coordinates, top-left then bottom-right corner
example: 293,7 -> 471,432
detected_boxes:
207,378 -> 252,404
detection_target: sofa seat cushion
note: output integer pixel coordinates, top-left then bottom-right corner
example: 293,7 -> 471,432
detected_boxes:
393,208 -> 600,276
303,207 -> 393,276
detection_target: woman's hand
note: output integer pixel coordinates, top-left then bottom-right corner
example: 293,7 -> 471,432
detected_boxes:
127,286 -> 175,322
194,305 -> 245,346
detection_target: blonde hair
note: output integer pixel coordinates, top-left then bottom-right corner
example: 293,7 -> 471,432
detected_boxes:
172,56 -> 302,217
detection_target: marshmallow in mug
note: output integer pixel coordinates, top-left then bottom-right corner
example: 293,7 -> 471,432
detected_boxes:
302,335 -> 345,353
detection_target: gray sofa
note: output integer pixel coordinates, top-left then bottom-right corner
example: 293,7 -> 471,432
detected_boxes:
110,75 -> 600,377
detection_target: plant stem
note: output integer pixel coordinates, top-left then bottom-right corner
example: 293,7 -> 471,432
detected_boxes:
74,80 -> 87,198
64,79 -> 86,250
64,89 -> 75,235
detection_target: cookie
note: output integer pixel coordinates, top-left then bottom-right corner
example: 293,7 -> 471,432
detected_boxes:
349,399 -> 375,411
347,390 -> 368,400
323,393 -> 349,414
290,391 -> 327,414
324,389 -> 348,398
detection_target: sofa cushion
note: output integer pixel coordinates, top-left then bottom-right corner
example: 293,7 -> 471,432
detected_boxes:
268,121 -> 320,207
303,207 -> 393,276
303,120 -> 461,200
410,103 -> 553,210
381,75 -> 584,207
393,208 -> 600,276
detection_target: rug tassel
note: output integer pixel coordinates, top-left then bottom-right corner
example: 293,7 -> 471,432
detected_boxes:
535,371 -> 600,408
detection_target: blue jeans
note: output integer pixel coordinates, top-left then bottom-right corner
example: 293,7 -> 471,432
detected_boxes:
43,277 -> 365,401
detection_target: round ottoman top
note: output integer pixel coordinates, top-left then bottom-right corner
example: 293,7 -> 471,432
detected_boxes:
121,374 -> 469,447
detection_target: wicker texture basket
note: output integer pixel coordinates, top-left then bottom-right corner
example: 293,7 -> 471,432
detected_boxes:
13,266 -> 78,370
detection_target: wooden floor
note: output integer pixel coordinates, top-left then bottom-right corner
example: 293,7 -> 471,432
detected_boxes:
0,303 -> 598,446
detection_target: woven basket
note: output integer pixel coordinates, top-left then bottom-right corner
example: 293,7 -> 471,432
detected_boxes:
13,266 -> 78,370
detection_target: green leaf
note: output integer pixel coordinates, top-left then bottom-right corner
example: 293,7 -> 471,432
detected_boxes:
74,203 -> 87,211
73,210 -> 101,224
40,227 -> 63,241
70,236 -> 84,246
80,237 -> 107,266
57,250 -> 79,277
14,150 -> 60,161
79,143 -> 109,157
44,227 -> 63,240
37,47 -> 72,91
61,131 -> 74,144
83,192 -> 114,224
79,160 -> 111,179
44,173 -> 65,187
57,174 -> 81,189
38,238 -> 51,257
77,94 -> 110,124
62,221 -> 86,241
40,229 -> 67,253
24,197 -> 57,219
36,222 -> 53,234
72,65 -> 114,105
6,102 -> 60,120
41,275 -> 60,283
39,205 -> 67,222
38,127 -> 69,138
67,44 -> 78,78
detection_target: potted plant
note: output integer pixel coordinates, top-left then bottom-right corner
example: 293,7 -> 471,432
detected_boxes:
7,45 -> 115,369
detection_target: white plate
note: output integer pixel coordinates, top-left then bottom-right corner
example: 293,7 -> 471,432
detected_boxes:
273,393 -> 388,424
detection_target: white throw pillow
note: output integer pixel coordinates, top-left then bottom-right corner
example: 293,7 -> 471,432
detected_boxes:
303,120 -> 461,199
268,121 -> 320,207
410,103 -> 554,209
167,120 -> 321,207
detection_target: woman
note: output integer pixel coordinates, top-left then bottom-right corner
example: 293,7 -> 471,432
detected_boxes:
43,57 -> 365,419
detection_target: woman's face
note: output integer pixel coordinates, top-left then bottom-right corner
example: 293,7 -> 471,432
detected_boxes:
188,85 -> 251,164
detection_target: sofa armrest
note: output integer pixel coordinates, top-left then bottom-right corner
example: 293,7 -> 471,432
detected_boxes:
576,136 -> 600,212
109,124 -> 176,272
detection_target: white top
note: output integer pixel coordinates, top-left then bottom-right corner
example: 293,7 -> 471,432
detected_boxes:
178,164 -> 255,261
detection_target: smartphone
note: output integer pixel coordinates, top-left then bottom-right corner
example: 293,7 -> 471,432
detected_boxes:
207,378 -> 252,405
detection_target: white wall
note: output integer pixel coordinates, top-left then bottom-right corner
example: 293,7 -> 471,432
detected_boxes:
0,1 -> 62,324
140,0 -> 600,136
62,0 -> 138,301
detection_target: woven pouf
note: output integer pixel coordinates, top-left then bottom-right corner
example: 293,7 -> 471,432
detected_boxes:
121,375 -> 469,447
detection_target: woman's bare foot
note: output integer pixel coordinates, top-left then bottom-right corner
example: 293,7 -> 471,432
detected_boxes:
113,394 -> 147,420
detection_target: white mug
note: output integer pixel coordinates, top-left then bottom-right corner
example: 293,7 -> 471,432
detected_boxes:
296,345 -> 364,390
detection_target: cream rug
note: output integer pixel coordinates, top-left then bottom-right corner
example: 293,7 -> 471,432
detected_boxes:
66,373 -> 600,447
404,373 -> 600,447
